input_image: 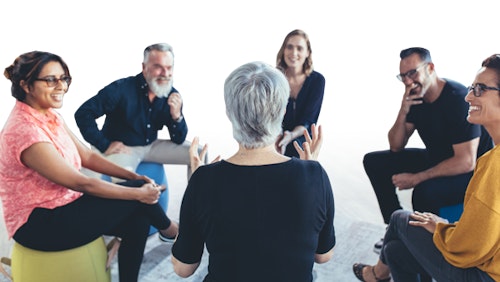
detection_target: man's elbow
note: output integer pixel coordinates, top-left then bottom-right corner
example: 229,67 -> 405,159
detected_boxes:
173,267 -> 194,278
314,248 -> 334,264
459,157 -> 476,173
465,162 -> 476,173
172,256 -> 198,278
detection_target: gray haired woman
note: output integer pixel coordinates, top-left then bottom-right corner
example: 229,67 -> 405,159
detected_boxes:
171,61 -> 335,282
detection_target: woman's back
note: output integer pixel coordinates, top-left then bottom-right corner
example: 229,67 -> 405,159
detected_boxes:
172,158 -> 335,282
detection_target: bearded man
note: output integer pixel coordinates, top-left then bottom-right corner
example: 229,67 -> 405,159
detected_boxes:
75,43 -> 201,182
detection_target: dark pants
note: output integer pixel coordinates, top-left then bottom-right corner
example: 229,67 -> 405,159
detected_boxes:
13,180 -> 170,282
363,149 -> 472,224
284,135 -> 305,158
380,210 -> 494,282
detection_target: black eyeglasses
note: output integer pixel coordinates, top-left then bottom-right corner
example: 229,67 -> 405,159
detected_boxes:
35,76 -> 72,87
396,63 -> 428,81
467,83 -> 500,97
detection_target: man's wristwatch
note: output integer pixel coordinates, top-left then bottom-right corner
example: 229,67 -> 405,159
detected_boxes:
174,115 -> 183,123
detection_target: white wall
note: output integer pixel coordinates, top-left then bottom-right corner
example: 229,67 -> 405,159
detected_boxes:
1,0 -> 499,159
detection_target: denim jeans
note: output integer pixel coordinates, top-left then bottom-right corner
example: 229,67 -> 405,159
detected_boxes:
380,210 -> 494,282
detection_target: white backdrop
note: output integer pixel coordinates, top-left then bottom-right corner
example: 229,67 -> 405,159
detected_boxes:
0,0 -> 499,181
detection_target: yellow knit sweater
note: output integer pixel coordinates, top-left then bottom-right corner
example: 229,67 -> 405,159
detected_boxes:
434,145 -> 500,281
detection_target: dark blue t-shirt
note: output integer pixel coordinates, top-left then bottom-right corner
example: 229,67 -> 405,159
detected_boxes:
406,79 -> 492,165
172,158 -> 335,282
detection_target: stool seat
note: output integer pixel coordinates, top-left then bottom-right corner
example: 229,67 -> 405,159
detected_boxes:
439,203 -> 463,223
11,237 -> 110,282
135,162 -> 169,235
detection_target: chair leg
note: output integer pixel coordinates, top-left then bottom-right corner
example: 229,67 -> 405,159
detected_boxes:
106,237 -> 121,269
0,257 -> 12,280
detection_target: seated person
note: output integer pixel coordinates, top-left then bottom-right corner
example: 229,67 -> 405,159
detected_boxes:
353,54 -> 500,282
171,61 -> 335,282
74,43 -> 204,182
275,29 -> 326,158
0,50 -> 177,282
364,47 -> 492,254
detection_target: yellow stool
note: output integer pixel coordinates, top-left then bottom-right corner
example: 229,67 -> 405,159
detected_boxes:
11,237 -> 110,282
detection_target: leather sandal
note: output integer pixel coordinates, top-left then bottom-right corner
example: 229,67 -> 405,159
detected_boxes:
353,263 -> 391,282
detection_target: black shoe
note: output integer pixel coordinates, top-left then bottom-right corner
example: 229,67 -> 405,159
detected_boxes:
373,238 -> 383,254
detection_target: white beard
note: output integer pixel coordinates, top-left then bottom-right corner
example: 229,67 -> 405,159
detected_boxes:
148,78 -> 173,98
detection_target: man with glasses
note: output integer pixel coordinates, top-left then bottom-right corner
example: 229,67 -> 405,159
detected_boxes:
74,43 -> 203,184
364,47 -> 493,255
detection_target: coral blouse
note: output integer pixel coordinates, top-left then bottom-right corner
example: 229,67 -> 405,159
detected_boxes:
0,101 -> 82,238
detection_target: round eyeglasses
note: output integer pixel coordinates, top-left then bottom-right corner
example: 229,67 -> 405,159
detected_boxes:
35,76 -> 72,87
396,63 -> 428,82
467,83 -> 500,97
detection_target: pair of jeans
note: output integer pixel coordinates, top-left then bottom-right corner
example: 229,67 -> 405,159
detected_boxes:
380,210 -> 494,282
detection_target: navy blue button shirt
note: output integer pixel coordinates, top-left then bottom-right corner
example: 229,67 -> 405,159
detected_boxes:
74,73 -> 188,153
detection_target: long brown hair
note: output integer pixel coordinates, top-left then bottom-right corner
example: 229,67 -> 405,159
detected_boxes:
276,29 -> 313,76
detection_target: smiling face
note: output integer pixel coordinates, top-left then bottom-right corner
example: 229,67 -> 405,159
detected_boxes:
143,50 -> 174,98
399,53 -> 433,97
465,67 -> 500,131
21,61 -> 69,113
283,35 -> 310,71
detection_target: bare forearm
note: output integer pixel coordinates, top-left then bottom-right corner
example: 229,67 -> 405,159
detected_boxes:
388,111 -> 410,151
416,156 -> 475,183
74,176 -> 141,200
82,152 -> 141,181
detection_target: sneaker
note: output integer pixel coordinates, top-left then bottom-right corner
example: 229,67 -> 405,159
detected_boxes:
373,238 -> 383,254
158,232 -> 176,243
158,221 -> 178,243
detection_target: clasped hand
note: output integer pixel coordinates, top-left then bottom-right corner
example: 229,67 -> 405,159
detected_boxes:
139,182 -> 166,205
392,172 -> 421,190
168,92 -> 183,120
277,131 -> 294,154
104,141 -> 131,155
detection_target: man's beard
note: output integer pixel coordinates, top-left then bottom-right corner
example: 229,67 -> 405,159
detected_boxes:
147,77 -> 173,98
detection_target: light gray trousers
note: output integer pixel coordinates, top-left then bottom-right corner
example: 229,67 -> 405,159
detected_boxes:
82,139 -> 206,182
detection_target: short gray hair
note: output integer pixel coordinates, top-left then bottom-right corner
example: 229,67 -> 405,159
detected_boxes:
224,61 -> 289,149
143,43 -> 174,63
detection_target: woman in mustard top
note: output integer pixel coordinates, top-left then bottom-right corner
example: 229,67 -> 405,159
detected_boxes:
352,55 -> 500,282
